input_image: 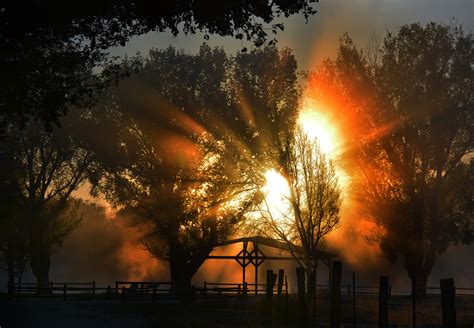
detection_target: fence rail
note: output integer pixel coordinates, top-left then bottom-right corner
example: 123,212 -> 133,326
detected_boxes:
6,265 -> 474,328
8,280 -> 474,299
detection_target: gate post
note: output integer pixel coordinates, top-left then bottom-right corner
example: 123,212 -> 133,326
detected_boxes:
277,269 -> 284,296
378,276 -> 389,328
296,267 -> 307,325
440,279 -> 456,328
330,261 -> 342,328
266,269 -> 277,300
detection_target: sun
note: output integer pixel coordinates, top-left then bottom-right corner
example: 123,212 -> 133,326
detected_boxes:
261,169 -> 291,218
261,108 -> 343,211
298,106 -> 350,191
297,108 -> 340,156
264,170 -> 290,199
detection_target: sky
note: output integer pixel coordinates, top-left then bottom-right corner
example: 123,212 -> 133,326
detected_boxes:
112,0 -> 474,71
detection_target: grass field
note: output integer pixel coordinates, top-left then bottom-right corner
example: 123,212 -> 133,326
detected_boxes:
1,292 -> 473,327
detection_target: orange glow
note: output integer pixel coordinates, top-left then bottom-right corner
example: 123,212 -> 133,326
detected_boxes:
297,101 -> 351,194
297,63 -> 399,269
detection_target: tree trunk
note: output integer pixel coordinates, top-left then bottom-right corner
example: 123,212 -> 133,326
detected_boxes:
29,227 -> 51,292
171,264 -> 193,290
6,242 -> 15,297
411,270 -> 429,297
307,263 -> 318,328
307,269 -> 316,299
307,262 -> 318,306
167,218 -> 217,303
169,259 -> 194,303
405,255 -> 432,297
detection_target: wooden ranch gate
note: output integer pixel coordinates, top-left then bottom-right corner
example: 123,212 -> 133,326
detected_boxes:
207,235 -> 336,295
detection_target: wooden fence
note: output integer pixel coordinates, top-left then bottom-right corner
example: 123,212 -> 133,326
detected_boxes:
8,280 -> 288,298
6,268 -> 474,328
8,279 -> 474,299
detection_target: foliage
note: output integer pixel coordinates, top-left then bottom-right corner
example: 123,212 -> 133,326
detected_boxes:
91,102 -> 257,289
0,1 -> 316,124
313,22 -> 473,292
87,44 -> 301,290
0,151 -> 29,284
232,46 -> 300,163
2,1 -> 317,48
1,118 -> 95,285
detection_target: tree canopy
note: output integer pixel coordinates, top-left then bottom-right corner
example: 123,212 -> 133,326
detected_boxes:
82,44 -> 301,292
1,117 -> 97,286
0,0 -> 316,124
311,22 -> 473,293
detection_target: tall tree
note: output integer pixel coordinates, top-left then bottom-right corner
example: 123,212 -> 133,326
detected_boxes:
90,44 -> 301,293
91,104 -> 256,294
2,119 -> 95,287
0,151 -> 29,290
90,46 -> 248,294
312,23 -> 473,293
246,127 -> 341,298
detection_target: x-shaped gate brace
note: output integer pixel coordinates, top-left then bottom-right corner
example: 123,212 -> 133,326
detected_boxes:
234,243 -> 266,268
234,248 -> 252,267
248,248 -> 266,267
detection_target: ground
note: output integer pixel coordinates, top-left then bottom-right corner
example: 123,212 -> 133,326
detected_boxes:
0,293 -> 473,327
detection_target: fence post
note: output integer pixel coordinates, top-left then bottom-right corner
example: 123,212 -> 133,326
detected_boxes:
121,286 -> 125,303
238,284 -> 241,296
330,261 -> 342,328
50,281 -> 53,294
296,267 -> 306,300
379,276 -> 389,328
107,285 -> 111,299
285,275 -> 288,295
115,281 -> 118,295
243,282 -> 248,296
352,272 -> 356,328
296,267 -> 307,325
266,270 -> 277,300
440,279 -> 456,328
63,284 -> 67,301
92,280 -> 96,296
7,280 -> 13,300
412,276 -> 416,328
277,269 -> 284,296
153,285 -> 157,303
204,281 -> 207,295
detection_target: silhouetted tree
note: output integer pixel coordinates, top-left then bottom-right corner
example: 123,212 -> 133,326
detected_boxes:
312,23 -> 473,294
1,120 -> 94,287
1,1 -> 317,124
247,126 -> 341,304
231,46 -> 300,165
92,111 -> 256,294
89,46 -> 244,294
88,44 -> 300,294
0,151 -> 29,289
